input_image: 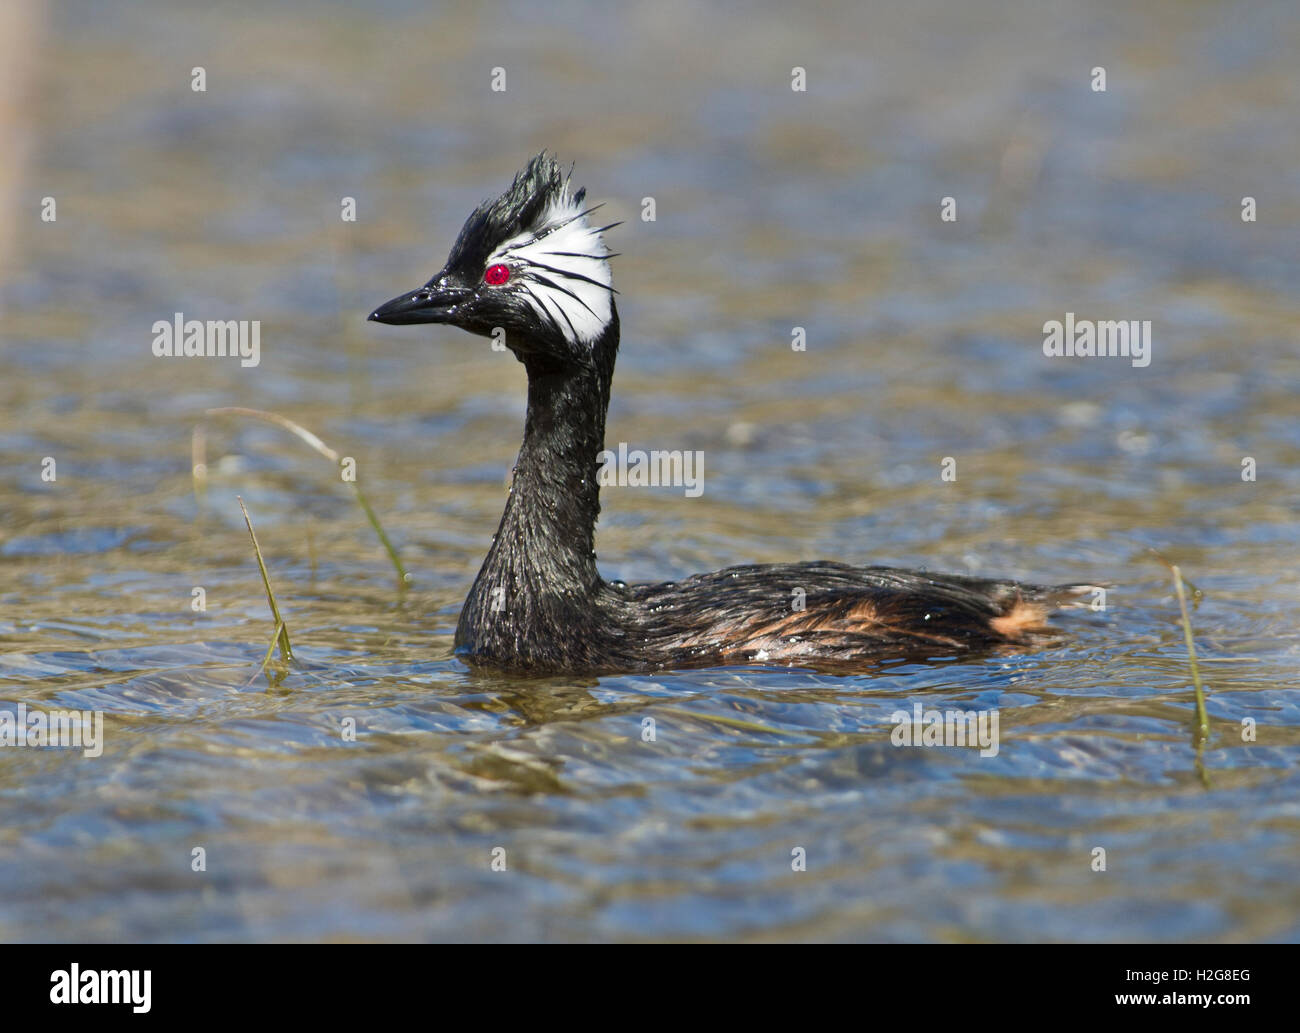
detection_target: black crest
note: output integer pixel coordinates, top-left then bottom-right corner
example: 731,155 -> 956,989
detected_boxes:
445,152 -> 584,273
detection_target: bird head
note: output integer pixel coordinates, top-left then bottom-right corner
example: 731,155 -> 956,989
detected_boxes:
369,153 -> 619,367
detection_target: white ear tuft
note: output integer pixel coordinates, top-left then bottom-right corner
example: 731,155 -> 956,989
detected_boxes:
490,193 -> 615,345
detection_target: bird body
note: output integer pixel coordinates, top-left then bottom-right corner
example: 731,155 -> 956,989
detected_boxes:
371,154 -> 1091,674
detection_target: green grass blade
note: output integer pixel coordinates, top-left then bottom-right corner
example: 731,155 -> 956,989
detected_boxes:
238,496 -> 294,664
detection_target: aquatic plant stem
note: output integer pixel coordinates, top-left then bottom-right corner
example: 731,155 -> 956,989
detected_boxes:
1149,549 -> 1211,787
1169,564 -> 1210,740
238,496 -> 294,665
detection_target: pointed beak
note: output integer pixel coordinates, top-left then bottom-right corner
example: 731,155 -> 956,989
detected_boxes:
368,281 -> 473,325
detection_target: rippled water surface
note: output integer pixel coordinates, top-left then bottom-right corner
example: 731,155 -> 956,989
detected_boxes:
1,0 -> 1298,941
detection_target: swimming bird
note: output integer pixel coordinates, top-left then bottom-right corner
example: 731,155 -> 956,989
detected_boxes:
369,153 -> 1092,674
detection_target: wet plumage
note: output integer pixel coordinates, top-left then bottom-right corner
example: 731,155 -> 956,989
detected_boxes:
370,154 -> 1093,674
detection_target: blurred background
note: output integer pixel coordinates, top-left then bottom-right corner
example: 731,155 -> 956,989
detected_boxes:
1,0 -> 1298,942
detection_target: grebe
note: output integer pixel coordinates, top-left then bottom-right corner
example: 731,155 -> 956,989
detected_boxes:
369,154 -> 1091,674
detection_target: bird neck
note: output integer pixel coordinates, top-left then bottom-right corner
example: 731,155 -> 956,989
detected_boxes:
465,314 -> 619,623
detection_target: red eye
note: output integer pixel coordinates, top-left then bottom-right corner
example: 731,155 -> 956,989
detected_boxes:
483,263 -> 510,286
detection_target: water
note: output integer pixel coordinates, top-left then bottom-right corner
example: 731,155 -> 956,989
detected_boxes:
1,0 -> 1298,942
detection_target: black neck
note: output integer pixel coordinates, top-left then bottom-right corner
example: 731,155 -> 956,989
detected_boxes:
456,313 -> 620,658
